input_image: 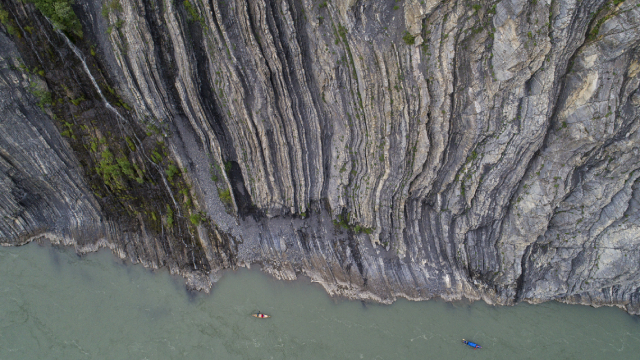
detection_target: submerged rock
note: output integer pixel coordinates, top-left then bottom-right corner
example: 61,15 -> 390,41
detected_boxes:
0,0 -> 639,314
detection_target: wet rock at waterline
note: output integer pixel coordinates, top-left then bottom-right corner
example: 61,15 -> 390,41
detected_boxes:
0,0 -> 639,314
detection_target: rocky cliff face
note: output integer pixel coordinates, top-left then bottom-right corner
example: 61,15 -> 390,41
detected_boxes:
1,0 -> 639,314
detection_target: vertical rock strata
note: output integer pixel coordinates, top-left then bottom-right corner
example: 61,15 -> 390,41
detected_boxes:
0,0 -> 639,313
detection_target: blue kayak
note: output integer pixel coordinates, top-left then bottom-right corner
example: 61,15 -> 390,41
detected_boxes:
462,339 -> 482,349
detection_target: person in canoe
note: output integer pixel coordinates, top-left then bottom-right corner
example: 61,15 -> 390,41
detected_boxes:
252,311 -> 270,318
462,339 -> 481,349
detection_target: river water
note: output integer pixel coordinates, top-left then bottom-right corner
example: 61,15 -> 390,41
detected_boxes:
1,243 -> 638,360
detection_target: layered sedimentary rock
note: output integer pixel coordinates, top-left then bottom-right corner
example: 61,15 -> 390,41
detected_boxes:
1,0 -> 639,314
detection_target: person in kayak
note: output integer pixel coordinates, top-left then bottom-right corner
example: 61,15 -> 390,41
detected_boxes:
253,311 -> 270,318
462,339 -> 482,349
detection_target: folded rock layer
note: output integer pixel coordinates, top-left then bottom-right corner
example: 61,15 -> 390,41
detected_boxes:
0,0 -> 639,314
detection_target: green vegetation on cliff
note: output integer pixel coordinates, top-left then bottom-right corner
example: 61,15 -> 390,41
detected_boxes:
3,0 -> 212,274
25,0 -> 83,38
0,3 -> 20,37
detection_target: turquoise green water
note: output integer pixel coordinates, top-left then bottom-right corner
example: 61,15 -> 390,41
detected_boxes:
1,243 -> 638,359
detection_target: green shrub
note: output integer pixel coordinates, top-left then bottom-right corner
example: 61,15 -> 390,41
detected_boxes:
96,149 -> 125,190
26,0 -> 83,38
166,205 -> 174,227
151,150 -> 162,163
218,188 -> 232,207
117,156 -> 135,179
165,164 -> 179,181
184,0 -> 203,23
190,212 -> 203,225
333,213 -> 350,229
333,213 -> 373,234
30,84 -> 53,108
95,150 -> 140,190
125,136 -> 136,151
70,95 -> 85,106
402,31 -> 415,45
101,0 -> 122,18
337,23 -> 347,43
0,4 -> 21,37
588,15 -> 609,41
